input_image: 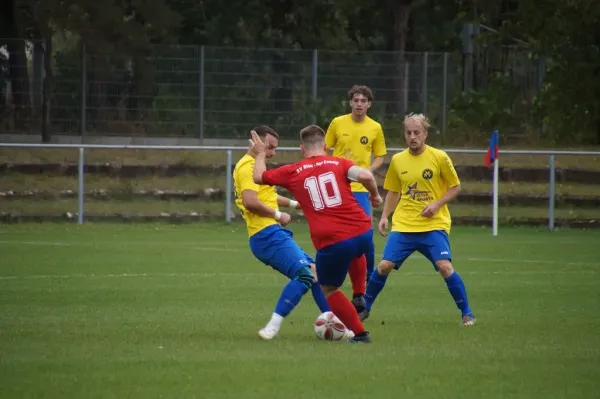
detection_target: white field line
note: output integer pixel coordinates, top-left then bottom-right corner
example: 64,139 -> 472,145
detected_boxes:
0,240 -> 239,252
1,240 -> 599,270
0,269 -> 597,281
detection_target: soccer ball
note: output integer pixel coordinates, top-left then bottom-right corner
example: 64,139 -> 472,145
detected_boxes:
313,311 -> 347,341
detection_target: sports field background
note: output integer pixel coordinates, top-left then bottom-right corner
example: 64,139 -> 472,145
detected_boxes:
1,222 -> 599,398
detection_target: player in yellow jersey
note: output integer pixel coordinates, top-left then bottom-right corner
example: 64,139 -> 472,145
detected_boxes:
325,85 -> 387,314
361,113 -> 476,326
233,125 -> 344,340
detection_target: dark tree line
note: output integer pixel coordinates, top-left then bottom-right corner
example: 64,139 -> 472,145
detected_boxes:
1,0 -> 598,144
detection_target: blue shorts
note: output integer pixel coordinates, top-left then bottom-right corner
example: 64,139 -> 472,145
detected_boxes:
316,229 -> 374,287
249,224 -> 314,279
353,192 -> 371,216
382,230 -> 452,270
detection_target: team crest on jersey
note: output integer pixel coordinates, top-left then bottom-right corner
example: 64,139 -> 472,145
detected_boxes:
406,182 -> 434,201
360,136 -> 369,145
422,169 -> 433,180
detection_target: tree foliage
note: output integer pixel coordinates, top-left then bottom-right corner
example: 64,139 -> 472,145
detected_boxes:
2,0 -> 599,144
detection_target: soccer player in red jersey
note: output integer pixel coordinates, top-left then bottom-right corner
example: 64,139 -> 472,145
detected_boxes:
249,125 -> 383,343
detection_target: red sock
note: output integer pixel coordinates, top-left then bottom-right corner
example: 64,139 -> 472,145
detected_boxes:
326,291 -> 365,334
348,255 -> 367,296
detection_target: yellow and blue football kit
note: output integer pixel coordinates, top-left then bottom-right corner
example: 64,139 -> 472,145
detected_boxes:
384,145 -> 460,234
381,145 -> 460,268
364,145 -> 474,322
233,154 -> 330,319
325,114 -> 387,195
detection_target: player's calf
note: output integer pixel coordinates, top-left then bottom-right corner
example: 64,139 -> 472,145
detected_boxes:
435,260 -> 475,325
321,286 -> 366,336
362,260 -> 395,319
259,266 -> 314,340
306,264 -> 331,313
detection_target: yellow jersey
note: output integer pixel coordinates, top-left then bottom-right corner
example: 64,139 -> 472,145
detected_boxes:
384,146 -> 460,233
233,154 -> 279,237
325,114 -> 387,192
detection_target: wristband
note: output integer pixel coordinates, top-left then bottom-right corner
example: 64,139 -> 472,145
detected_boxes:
274,210 -> 282,220
289,200 -> 298,209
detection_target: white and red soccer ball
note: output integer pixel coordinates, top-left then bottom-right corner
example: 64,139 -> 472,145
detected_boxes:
313,311 -> 347,341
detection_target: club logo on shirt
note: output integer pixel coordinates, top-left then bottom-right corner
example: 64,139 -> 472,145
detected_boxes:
406,182 -> 434,202
422,169 -> 433,180
360,136 -> 369,145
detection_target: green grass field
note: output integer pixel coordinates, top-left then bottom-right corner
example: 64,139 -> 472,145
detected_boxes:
2,199 -> 600,222
1,222 -> 599,398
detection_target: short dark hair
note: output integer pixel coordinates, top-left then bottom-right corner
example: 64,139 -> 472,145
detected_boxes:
251,125 -> 279,140
299,125 -> 325,146
348,85 -> 374,102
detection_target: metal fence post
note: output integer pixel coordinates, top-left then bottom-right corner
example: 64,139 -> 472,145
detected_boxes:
422,52 -> 428,113
441,52 -> 448,138
548,155 -> 556,231
78,147 -> 85,224
311,49 -> 318,125
225,150 -> 233,223
81,43 -> 86,140
199,45 -> 205,142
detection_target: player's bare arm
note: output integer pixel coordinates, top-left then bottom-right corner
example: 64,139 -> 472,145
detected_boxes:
348,166 -> 383,207
241,190 -> 291,226
421,185 -> 461,218
378,191 -> 401,237
246,131 -> 291,225
277,195 -> 300,210
370,156 -> 384,172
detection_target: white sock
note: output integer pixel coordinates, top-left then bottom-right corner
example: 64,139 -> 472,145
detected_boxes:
266,313 -> 284,330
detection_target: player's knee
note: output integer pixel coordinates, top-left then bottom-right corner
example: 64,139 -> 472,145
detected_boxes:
294,266 -> 314,290
436,260 -> 454,277
377,260 -> 395,275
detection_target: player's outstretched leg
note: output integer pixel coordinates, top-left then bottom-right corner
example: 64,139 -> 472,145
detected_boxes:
323,287 -> 371,344
348,255 -> 367,313
258,267 -> 312,340
309,263 -> 331,313
362,260 -> 395,321
436,260 -> 475,326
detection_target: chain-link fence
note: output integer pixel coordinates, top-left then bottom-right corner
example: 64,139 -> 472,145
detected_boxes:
1,143 -> 599,229
1,40 -> 465,140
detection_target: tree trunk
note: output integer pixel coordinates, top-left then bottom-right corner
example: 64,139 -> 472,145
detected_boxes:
392,1 -> 411,116
41,36 -> 53,143
127,54 -> 155,130
7,38 -> 31,132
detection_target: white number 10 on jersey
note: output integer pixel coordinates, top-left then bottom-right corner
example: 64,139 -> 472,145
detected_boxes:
304,172 -> 342,210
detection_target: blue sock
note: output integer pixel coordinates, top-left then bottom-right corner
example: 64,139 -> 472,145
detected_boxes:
444,271 -> 472,316
310,283 -> 331,313
274,280 -> 309,317
364,269 -> 389,311
366,249 -> 375,283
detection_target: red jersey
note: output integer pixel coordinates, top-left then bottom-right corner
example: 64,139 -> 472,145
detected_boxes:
262,155 -> 372,250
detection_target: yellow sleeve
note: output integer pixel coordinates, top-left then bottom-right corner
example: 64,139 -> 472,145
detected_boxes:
325,118 -> 337,150
439,151 -> 461,187
372,124 -> 387,157
383,156 -> 402,192
237,162 -> 260,193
